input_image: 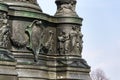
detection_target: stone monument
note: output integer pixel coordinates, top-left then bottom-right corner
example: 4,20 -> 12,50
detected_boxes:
0,0 -> 91,80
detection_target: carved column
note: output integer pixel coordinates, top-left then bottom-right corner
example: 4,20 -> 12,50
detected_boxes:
54,0 -> 92,80
55,0 -> 82,56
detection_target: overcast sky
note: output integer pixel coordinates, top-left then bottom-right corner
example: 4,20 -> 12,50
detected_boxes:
37,0 -> 120,80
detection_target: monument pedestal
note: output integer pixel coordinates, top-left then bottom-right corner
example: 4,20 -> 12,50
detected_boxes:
47,55 -> 91,80
48,56 -> 91,80
0,0 -> 92,80
57,59 -> 91,80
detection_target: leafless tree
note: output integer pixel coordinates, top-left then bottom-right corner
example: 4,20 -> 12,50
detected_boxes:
90,69 -> 109,80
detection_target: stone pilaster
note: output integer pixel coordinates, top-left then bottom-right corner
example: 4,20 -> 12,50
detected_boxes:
54,0 -> 92,80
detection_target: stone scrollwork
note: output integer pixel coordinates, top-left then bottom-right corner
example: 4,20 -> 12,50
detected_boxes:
26,20 -> 56,61
25,20 -> 45,62
0,48 -> 16,61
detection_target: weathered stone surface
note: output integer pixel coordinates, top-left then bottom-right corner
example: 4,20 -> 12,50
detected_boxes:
0,0 -> 91,80
0,61 -> 17,80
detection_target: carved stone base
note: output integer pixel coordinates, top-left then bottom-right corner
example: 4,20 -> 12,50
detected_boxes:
47,55 -> 91,80
12,51 -> 91,80
16,65 -> 48,80
0,61 -> 17,80
55,67 -> 91,80
13,51 -> 49,80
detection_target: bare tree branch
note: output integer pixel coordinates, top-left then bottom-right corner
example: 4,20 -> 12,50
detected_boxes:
90,69 -> 109,80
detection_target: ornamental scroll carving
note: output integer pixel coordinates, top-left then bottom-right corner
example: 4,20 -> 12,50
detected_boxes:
25,20 -> 55,62
25,20 -> 45,62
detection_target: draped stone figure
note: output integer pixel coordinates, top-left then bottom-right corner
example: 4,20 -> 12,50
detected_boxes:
69,26 -> 83,55
58,31 -> 71,55
58,26 -> 83,55
64,33 -> 70,54
69,26 -> 78,51
58,31 -> 66,54
0,13 -> 10,48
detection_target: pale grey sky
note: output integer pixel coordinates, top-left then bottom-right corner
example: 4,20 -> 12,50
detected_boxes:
37,0 -> 120,80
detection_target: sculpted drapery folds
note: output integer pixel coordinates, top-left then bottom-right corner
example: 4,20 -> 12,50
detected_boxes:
0,13 -> 15,61
58,31 -> 66,54
0,13 -> 10,48
69,26 -> 83,55
58,26 -> 83,56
